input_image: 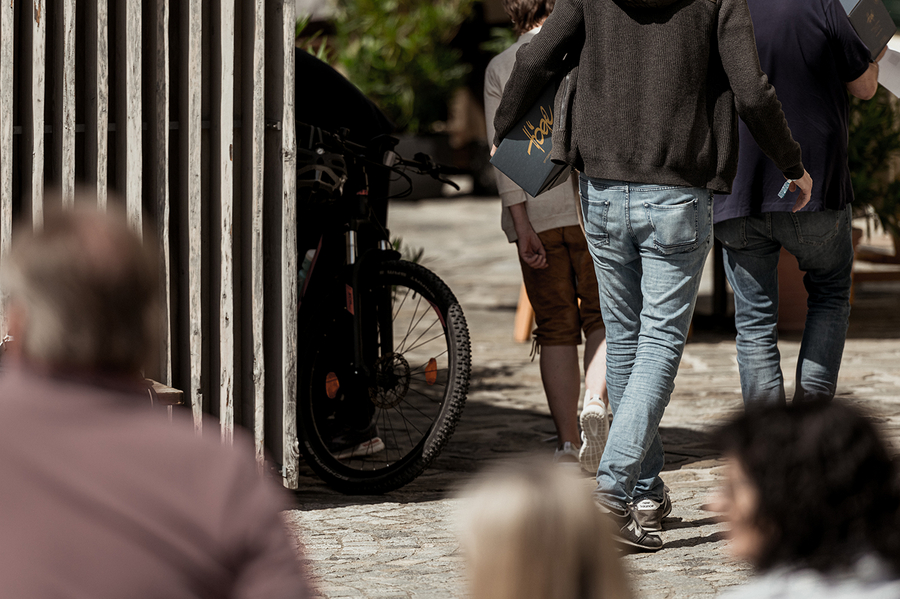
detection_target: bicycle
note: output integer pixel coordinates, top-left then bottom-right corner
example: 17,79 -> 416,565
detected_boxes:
295,122 -> 471,494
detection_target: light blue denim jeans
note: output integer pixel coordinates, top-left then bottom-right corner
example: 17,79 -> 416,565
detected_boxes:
579,175 -> 712,509
715,206 -> 853,406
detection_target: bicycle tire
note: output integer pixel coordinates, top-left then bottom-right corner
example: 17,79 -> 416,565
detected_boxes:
297,259 -> 470,494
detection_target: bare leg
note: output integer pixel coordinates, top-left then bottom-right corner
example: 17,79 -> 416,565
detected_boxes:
540,344 -> 582,447
584,328 -> 609,406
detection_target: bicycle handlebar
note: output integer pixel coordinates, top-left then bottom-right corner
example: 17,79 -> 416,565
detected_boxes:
298,122 -> 462,191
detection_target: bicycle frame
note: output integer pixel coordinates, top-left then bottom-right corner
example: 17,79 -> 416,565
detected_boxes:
297,141 -> 400,405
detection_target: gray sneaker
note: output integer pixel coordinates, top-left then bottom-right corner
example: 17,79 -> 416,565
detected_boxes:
631,491 -> 672,532
597,500 -> 663,552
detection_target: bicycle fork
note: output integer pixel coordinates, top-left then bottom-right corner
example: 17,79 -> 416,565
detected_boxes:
344,229 -> 399,396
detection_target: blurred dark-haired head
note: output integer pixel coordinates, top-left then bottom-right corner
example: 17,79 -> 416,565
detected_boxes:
712,401 -> 900,573
501,0 -> 555,35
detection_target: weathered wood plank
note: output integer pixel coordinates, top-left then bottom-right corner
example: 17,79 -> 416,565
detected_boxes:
154,0 -> 172,386
185,0 -> 204,431
124,0 -> 142,233
85,0 -> 109,210
249,0 -> 266,465
61,0 -> 75,207
0,0 -> 14,333
280,0 -> 298,489
31,0 -> 47,229
215,0 -> 236,444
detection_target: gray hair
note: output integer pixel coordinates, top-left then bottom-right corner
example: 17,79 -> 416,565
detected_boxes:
1,196 -> 158,374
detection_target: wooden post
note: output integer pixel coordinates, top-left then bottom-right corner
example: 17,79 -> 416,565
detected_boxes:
0,0 -> 13,334
85,0 -> 109,210
279,0 -> 298,489
123,0 -> 142,234
59,0 -> 76,208
214,0 -> 236,445
151,0 -> 172,385
26,0 -> 47,230
184,0 -> 204,431
244,0 -> 267,466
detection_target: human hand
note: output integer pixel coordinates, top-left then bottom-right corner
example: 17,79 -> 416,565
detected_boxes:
516,227 -> 548,269
491,144 -> 497,157
788,170 -> 813,212
876,46 -> 888,62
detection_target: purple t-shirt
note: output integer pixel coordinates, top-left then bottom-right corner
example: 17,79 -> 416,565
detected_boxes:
714,0 -> 871,222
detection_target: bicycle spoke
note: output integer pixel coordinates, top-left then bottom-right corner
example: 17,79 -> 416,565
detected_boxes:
397,396 -> 438,423
404,384 -> 446,404
403,331 -> 446,355
398,299 -> 434,353
393,401 -> 420,447
394,296 -> 426,353
384,406 -> 403,463
409,373 -> 448,384
392,284 -> 411,323
407,348 -> 449,369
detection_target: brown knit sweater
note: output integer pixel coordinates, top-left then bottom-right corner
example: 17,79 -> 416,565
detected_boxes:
492,0 -> 805,194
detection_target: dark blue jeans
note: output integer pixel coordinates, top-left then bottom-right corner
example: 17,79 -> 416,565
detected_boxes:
715,206 -> 853,406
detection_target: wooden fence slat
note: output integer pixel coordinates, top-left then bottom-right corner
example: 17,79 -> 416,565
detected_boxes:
1,0 -> 304,478
124,0 -> 142,233
31,0 -> 47,229
280,0 -> 298,489
186,0 -> 204,431
155,0 -> 172,386
85,0 -> 109,210
61,0 -> 76,207
216,0 -> 236,444
250,0 -> 266,466
0,0 -> 13,334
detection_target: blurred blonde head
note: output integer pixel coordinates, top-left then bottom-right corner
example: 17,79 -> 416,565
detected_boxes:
457,460 -> 632,599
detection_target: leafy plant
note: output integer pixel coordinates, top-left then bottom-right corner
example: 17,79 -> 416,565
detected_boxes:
480,26 -> 517,56
882,0 -> 900,26
848,87 -> 900,240
391,236 -> 425,264
333,0 -> 475,134
296,15 -> 332,62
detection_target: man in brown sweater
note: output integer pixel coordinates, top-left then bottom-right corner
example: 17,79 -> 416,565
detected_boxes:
493,0 -> 812,550
0,200 -> 310,597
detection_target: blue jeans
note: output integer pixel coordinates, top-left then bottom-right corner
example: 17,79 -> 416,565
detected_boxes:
715,207 -> 853,406
579,175 -> 712,508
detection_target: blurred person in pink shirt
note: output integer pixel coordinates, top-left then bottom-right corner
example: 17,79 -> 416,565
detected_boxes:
0,195 -> 310,599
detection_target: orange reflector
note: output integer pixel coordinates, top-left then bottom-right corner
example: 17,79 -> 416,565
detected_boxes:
325,372 -> 340,399
425,358 -> 438,386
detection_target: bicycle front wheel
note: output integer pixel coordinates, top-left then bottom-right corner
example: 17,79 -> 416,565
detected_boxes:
297,259 -> 470,494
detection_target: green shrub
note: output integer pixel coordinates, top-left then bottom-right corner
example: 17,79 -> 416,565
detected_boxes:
334,0 -> 475,134
848,87 -> 900,239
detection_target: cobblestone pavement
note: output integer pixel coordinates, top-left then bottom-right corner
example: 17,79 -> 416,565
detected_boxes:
285,198 -> 900,598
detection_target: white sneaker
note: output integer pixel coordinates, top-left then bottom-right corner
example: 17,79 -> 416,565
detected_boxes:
334,436 -> 386,460
579,392 -> 609,474
553,441 -> 581,467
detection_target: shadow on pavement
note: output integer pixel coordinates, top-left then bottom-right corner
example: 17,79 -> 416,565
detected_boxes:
292,396 -> 722,510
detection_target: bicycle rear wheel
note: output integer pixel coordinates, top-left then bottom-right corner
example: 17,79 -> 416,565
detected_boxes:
297,259 -> 470,494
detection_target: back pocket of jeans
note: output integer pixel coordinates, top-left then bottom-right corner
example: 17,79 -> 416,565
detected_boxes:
646,198 -> 699,254
579,180 -> 611,247
792,209 -> 843,246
